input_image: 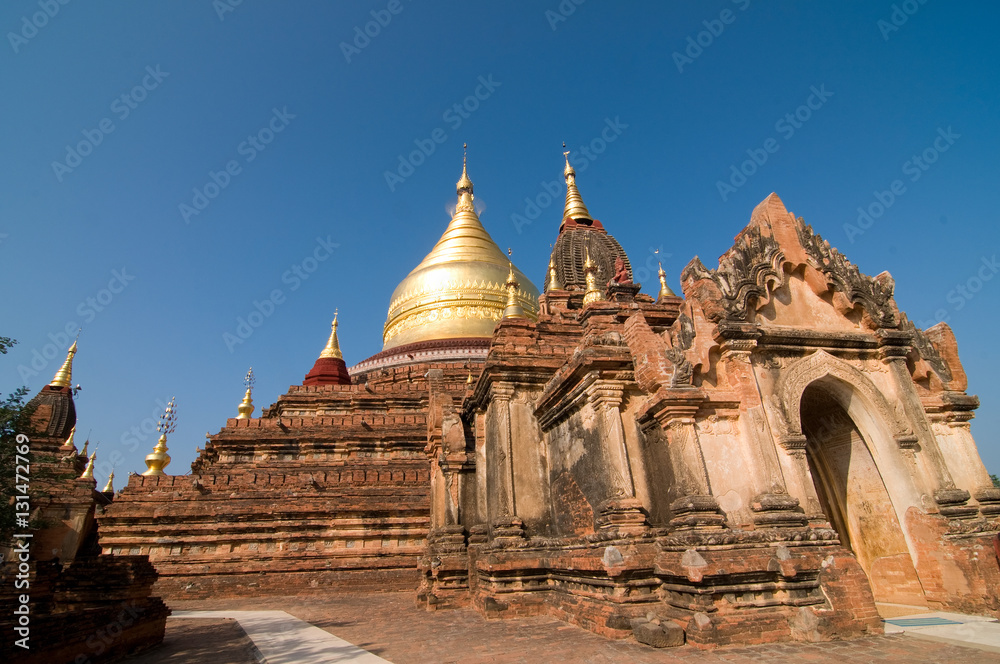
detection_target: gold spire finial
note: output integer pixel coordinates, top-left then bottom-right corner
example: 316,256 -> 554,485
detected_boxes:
502,261 -> 527,319
561,145 -> 593,223
143,397 -> 176,476
456,143 -> 474,210
658,262 -> 676,299
102,470 -> 115,493
50,338 -> 78,388
62,425 -> 77,451
319,311 -> 343,359
237,367 -> 255,419
80,436 -> 90,458
466,369 -> 474,385
583,246 -> 604,306
547,257 -> 562,291
81,452 -> 96,479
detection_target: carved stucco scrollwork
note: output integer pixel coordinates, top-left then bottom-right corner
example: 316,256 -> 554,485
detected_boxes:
899,314 -> 953,383
771,350 -> 915,451
796,220 -> 899,329
680,227 -> 785,323
695,414 -> 738,436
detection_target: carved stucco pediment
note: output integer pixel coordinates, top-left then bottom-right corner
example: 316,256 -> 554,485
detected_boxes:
680,228 -> 784,324
795,221 -> 899,329
680,196 -> 901,333
899,314 -> 956,389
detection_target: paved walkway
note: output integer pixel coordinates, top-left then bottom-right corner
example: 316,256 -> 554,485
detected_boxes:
172,611 -> 388,663
884,611 -> 1000,654
148,592 -> 1000,663
121,618 -> 261,664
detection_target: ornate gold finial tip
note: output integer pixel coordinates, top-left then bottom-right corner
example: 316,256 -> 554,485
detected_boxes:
320,312 -> 344,360
62,425 -> 77,450
81,452 -> 96,479
658,264 -> 676,298
238,368 -> 256,419
102,471 -> 115,493
503,264 -> 526,319
563,148 -> 575,178
457,147 -> 473,193
548,257 -> 562,291
143,402 -> 175,476
50,341 -> 78,388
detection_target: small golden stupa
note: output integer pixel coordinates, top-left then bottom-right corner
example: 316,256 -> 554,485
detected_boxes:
143,397 -> 176,476
236,367 -> 255,419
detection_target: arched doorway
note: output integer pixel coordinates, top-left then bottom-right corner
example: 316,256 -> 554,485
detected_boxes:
800,382 -> 927,607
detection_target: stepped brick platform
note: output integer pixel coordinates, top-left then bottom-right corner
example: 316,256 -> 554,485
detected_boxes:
99,363 -> 471,598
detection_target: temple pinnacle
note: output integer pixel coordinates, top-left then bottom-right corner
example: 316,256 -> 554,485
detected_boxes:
81,452 -> 96,479
457,143 -> 473,193
547,257 -> 562,291
320,311 -> 343,359
502,262 -> 527,319
143,397 -> 176,476
658,262 -> 676,299
561,145 -> 593,224
237,367 -> 255,419
50,339 -> 78,388
61,425 -> 78,452
103,471 -> 115,493
456,144 -> 475,213
583,247 -> 604,305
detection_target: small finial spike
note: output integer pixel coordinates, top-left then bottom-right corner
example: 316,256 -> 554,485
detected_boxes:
102,470 -> 115,493
548,257 -> 562,291
658,262 -> 676,299
81,452 -> 96,479
563,143 -> 573,179
456,144 -> 474,200
143,397 -> 176,476
50,340 -> 78,388
237,367 -> 255,419
502,263 -> 526,319
561,145 -> 592,225
583,245 -> 604,306
319,312 -> 343,360
61,425 -> 77,452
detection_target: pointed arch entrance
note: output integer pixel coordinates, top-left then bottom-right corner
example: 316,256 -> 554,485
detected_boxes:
799,379 -> 927,607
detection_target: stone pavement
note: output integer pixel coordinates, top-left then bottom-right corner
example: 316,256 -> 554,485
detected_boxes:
884,611 -> 1000,654
121,618 -> 260,664
132,591 -> 999,664
171,611 -> 388,663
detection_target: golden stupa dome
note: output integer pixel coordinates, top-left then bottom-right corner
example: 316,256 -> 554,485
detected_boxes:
382,155 -> 539,350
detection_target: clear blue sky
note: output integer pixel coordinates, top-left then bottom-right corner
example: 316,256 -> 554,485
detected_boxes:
3,2 -> 999,484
